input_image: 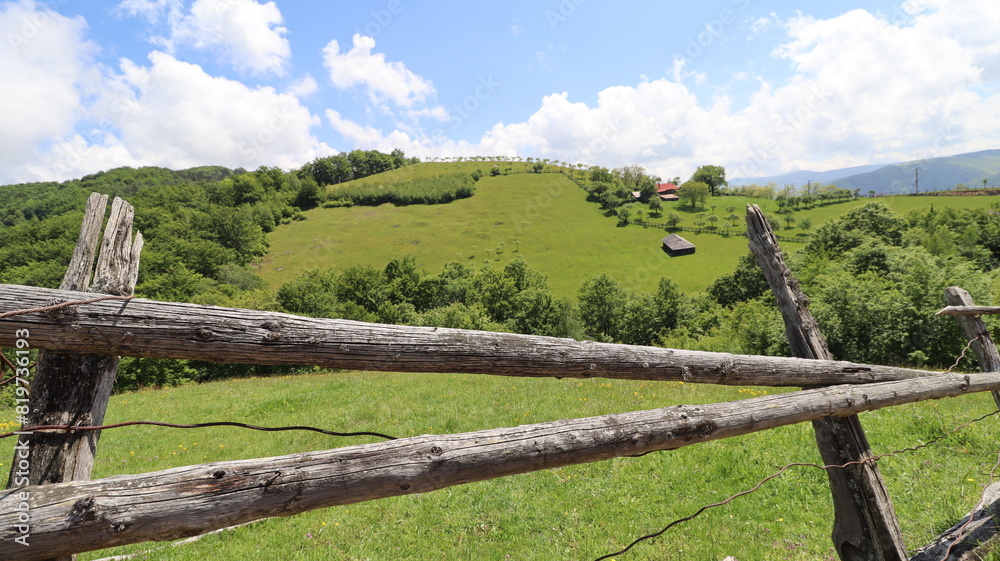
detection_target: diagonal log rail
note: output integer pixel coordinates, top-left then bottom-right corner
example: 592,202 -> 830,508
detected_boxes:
0,284 -> 960,388
2,371 -> 1000,561
745,204 -> 907,560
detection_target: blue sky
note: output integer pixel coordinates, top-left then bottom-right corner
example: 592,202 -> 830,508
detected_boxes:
2,0 -> 999,184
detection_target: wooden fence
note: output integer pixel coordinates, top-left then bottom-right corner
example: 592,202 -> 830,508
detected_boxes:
0,198 -> 999,560
631,219 -> 808,243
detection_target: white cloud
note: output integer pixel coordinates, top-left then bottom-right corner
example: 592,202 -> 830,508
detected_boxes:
119,0 -> 290,76
100,51 -> 326,170
0,0 -> 99,180
323,34 -> 436,108
115,0 -> 181,23
747,13 -> 778,35
178,0 -> 289,75
286,75 -> 318,97
326,1 -> 1000,182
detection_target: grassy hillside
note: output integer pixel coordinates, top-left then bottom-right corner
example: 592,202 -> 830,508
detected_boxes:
258,165 -> 751,297
257,162 -> 1000,297
5,369 -> 987,561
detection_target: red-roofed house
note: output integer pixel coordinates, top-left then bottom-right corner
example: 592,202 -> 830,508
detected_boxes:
657,182 -> 679,201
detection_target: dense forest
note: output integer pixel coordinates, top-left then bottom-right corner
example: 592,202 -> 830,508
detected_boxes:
1,152 -> 999,393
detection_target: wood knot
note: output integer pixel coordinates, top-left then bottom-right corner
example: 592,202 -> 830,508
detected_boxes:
44,299 -> 78,320
430,446 -> 443,456
212,470 -> 226,479
69,496 -> 97,523
109,521 -> 127,533
262,321 -> 283,342
194,328 -> 214,341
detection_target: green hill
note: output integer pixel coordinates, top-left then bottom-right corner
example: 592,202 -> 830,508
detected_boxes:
257,162 -> 1000,299
258,163 -> 752,298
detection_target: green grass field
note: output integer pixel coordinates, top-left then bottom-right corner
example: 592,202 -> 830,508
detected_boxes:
257,162 -> 1000,299
3,370 -> 992,560
260,166 -> 750,298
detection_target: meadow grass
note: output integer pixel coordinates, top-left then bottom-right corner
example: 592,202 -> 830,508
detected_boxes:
259,166 -> 752,298
2,370 -> 993,560
258,162 -> 1000,299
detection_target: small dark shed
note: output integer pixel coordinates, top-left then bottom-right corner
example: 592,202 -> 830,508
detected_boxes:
662,233 -> 695,256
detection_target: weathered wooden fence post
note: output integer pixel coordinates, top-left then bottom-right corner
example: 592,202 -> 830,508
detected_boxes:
5,194 -> 142,560
943,286 -> 1000,408
908,286 -> 1000,559
745,204 -> 907,561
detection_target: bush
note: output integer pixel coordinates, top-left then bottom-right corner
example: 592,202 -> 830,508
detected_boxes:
328,172 -> 476,206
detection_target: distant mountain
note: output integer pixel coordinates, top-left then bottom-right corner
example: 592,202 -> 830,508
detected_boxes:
832,149 -> 1000,194
731,148 -> 1000,194
730,164 -> 887,187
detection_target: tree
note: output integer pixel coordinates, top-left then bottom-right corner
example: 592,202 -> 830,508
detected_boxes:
694,212 -> 706,229
532,162 -> 545,173
691,165 -> 727,196
619,292 -> 661,346
383,256 -> 425,308
578,274 -> 628,342
648,197 -> 663,217
211,206 -> 266,263
725,213 -> 740,229
231,173 -> 266,205
292,177 -> 321,209
666,212 -> 683,229
304,155 -> 353,186
589,166 -> 614,183
707,253 -> 770,307
617,206 -> 632,224
390,148 -> 409,168
839,202 -> 907,245
654,277 -> 685,332
707,214 -> 720,229
800,217 -> 813,232
335,265 -> 390,320
276,268 -> 339,317
678,181 -> 710,210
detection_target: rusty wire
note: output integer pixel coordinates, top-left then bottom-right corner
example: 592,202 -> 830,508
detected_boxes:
594,408 -> 1000,561
0,419 -> 397,441
0,294 -> 134,320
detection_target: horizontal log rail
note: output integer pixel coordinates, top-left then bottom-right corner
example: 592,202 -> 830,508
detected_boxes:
0,284 -> 956,387
1,371 -> 998,561
937,305 -> 1000,316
